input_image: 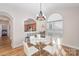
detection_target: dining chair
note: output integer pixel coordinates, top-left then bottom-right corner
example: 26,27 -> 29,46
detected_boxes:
43,38 -> 61,55
23,41 -> 38,56
43,37 -> 66,55
43,36 -> 51,45
37,34 -> 40,39
30,36 -> 37,45
43,44 -> 57,55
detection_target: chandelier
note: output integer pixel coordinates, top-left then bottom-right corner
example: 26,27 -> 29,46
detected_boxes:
36,3 -> 46,21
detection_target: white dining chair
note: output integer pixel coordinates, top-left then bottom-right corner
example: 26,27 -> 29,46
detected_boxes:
37,34 -> 40,39
43,38 -> 63,55
43,44 -> 57,55
30,36 -> 36,45
43,38 -> 60,55
43,36 -> 51,45
23,41 -> 38,56
36,34 -> 41,43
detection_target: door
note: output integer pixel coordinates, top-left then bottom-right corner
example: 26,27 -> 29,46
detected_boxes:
2,25 -> 8,37
2,29 -> 7,36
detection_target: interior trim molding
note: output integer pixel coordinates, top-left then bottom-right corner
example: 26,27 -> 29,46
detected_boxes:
12,43 -> 23,48
62,43 -> 79,50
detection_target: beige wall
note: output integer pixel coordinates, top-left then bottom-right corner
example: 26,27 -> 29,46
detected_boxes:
47,7 -> 79,49
0,4 -> 79,49
12,7 -> 79,49
62,8 -> 79,49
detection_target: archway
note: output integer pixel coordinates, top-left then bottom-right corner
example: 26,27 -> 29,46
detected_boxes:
0,11 -> 13,48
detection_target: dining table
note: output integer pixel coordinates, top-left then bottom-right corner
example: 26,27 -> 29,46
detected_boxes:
25,35 -> 66,56
27,41 -> 53,56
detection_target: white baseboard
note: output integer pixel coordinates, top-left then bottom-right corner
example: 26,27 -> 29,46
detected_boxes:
12,43 -> 23,48
62,43 -> 79,50
12,42 -> 79,50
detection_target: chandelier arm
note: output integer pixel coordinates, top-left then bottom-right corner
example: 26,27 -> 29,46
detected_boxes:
40,3 -> 42,11
36,3 -> 45,20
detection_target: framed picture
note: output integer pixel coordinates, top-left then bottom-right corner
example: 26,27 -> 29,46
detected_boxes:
24,18 -> 36,32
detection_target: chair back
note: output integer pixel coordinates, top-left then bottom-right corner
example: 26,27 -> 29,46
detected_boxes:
30,36 -> 36,45
37,34 -> 40,39
44,36 -> 51,44
23,41 -> 29,55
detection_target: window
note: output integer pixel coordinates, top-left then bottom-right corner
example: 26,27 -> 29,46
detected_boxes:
49,23 -> 52,30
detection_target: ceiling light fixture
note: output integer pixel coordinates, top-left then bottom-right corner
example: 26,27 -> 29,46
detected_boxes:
36,3 -> 46,21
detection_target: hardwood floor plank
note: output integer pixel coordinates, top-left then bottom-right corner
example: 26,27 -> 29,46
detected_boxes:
0,36 -> 24,56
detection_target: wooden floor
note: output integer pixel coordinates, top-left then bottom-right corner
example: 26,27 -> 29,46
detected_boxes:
0,36 -> 24,56
0,36 -> 79,56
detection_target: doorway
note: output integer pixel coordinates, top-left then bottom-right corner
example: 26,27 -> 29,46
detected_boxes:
0,15 -> 12,49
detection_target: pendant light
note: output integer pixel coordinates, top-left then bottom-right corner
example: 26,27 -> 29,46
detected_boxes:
36,3 -> 46,21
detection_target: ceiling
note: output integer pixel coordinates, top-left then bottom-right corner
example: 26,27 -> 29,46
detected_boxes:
0,3 -> 79,18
